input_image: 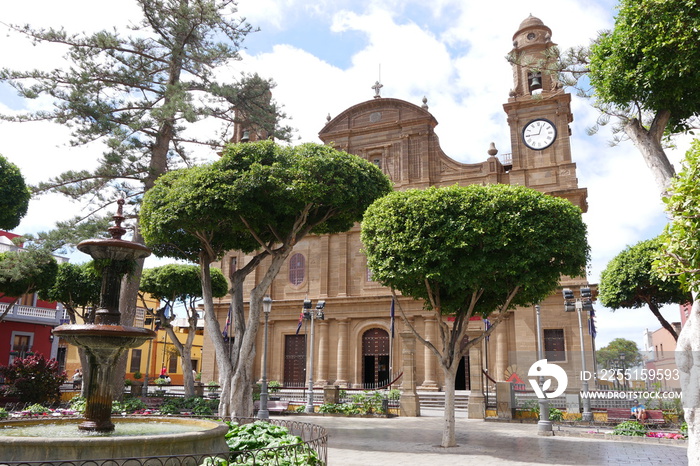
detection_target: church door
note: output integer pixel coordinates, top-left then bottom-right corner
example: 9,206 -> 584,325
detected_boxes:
284,334 -> 306,387
362,328 -> 390,387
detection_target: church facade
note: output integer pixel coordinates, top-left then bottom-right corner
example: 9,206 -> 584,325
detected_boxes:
201,16 -> 595,411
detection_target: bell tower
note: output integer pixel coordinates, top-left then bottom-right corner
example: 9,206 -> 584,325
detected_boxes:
503,15 -> 587,212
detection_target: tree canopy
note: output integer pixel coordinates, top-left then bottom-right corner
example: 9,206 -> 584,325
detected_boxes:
657,140 -> 700,292
140,140 -> 392,417
38,261 -> 101,324
0,154 -> 31,231
599,237 -> 690,341
596,337 -> 643,371
0,247 -> 58,321
361,183 -> 589,447
140,263 -> 228,306
362,184 -> 589,317
589,0 -> 700,132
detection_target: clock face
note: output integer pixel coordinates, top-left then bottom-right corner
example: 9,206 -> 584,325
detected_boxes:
523,119 -> 557,150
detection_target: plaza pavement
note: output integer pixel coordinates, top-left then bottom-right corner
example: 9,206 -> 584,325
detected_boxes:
291,408 -> 689,466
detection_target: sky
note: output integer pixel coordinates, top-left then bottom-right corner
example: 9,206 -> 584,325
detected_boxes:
0,0 -> 690,352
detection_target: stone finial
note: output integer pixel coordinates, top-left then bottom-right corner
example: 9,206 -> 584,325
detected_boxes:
487,142 -> 498,157
326,113 -> 331,124
421,96 -> 429,110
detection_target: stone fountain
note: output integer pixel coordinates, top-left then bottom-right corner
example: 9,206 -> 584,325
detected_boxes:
0,199 -> 228,463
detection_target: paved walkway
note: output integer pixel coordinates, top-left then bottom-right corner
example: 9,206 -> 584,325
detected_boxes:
293,410 -> 689,466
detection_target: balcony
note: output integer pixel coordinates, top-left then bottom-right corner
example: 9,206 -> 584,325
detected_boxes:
0,303 -> 64,325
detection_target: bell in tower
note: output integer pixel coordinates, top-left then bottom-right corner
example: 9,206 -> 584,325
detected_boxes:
508,15 -> 559,98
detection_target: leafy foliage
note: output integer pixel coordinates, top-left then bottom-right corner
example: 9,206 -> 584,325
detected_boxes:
589,0 -> 700,131
596,338 -> 643,371
0,154 -> 31,230
219,421 -> 322,465
140,140 -> 391,418
38,261 -> 101,324
362,184 -> 589,317
0,354 -> 66,404
0,246 -> 58,322
112,397 -> 147,414
658,140 -> 700,292
599,237 -> 690,340
141,264 -> 228,304
159,396 -> 218,416
613,420 -> 648,437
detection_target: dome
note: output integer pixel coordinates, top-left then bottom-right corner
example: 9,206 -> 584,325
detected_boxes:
518,14 -> 544,31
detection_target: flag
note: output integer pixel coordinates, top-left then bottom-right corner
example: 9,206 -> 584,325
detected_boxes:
588,307 -> 597,339
295,310 -> 304,335
390,298 -> 395,338
484,318 -> 492,342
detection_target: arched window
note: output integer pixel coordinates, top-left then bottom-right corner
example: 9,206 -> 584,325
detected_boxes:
288,253 -> 306,286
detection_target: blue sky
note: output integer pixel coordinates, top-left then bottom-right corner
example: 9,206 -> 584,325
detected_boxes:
0,0 -> 690,352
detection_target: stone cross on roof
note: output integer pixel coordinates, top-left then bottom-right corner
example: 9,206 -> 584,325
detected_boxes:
372,80 -> 383,99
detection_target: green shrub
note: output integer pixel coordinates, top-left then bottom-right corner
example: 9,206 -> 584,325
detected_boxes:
387,389 -> 401,401
0,407 -> 8,419
0,355 -> 66,404
681,422 -> 688,439
69,396 -> 87,414
549,408 -> 564,422
613,420 -> 647,436
216,421 -> 322,465
27,403 -> 49,415
160,396 -> 218,415
112,397 -> 146,414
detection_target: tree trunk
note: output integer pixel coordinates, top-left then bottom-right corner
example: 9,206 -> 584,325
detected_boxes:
676,295 -> 700,466
225,249 -> 290,417
441,364 -> 458,448
647,301 -> 679,341
624,112 -> 675,194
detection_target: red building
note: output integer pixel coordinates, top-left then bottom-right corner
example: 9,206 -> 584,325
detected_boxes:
0,231 -> 68,369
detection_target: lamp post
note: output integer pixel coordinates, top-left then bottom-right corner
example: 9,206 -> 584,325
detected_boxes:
257,296 -> 273,419
304,299 -> 325,413
535,304 -> 552,435
563,287 -> 593,422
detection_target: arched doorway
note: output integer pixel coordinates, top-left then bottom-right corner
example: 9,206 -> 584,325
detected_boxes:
362,328 -> 390,387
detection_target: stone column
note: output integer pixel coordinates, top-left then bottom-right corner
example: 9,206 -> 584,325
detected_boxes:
494,321 -> 508,381
316,321 -> 329,385
399,331 -> 421,417
417,317 -> 438,390
467,343 -> 485,419
334,319 -> 349,387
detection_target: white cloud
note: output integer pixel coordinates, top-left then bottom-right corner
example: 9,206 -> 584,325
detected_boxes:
1,0 -> 689,350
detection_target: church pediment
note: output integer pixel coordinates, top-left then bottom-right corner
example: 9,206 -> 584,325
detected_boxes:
319,98 -> 436,139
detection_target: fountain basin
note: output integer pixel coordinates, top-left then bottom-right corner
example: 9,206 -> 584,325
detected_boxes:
0,417 -> 228,462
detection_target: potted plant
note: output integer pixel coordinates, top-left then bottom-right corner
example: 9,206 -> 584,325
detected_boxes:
207,381 -> 219,399
131,371 -> 143,396
268,381 -> 282,401
194,372 -> 204,397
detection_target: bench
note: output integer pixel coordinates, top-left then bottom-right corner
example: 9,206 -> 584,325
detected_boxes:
253,400 -> 290,414
606,408 -> 665,425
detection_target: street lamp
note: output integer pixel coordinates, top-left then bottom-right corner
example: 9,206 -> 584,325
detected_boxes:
563,287 -> 593,422
535,304 -> 553,436
304,299 -> 325,413
257,296 -> 273,420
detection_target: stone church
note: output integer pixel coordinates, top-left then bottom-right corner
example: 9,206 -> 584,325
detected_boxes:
201,15 -> 595,414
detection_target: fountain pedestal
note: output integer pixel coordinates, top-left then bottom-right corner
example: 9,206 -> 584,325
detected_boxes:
52,324 -> 155,431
